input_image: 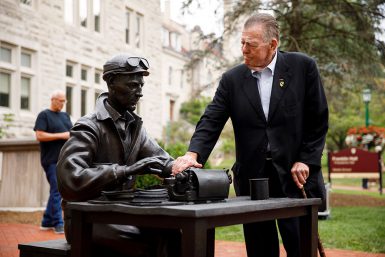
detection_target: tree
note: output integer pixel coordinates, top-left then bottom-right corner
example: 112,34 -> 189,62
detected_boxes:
222,1 -> 385,86
180,97 -> 212,125
182,0 -> 385,150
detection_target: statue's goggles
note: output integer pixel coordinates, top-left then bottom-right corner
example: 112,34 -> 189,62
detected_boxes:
126,57 -> 149,70
104,57 -> 150,77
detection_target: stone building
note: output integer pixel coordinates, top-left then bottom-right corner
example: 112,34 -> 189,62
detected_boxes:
0,0 -> 223,140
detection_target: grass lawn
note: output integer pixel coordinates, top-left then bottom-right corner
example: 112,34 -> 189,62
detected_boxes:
319,206 -> 385,253
215,206 -> 385,253
213,155 -> 385,252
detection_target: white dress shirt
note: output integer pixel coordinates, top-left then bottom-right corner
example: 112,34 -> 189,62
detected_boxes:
251,51 -> 278,121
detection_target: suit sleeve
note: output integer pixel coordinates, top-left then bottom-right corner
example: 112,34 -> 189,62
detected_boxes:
188,75 -> 231,165
298,59 -> 328,168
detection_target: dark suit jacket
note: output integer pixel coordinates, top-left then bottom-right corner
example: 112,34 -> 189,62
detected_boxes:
189,50 -> 328,201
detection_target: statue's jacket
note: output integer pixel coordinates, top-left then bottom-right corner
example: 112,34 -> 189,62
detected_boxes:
57,92 -> 171,202
57,92 -> 172,243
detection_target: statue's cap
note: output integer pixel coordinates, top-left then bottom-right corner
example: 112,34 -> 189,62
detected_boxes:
103,54 -> 149,81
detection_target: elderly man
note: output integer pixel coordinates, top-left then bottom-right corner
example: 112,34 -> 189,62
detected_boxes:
172,13 -> 328,257
57,54 -> 178,257
34,90 -> 72,234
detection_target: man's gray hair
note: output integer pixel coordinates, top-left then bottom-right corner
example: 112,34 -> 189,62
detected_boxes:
50,90 -> 66,99
244,13 -> 280,43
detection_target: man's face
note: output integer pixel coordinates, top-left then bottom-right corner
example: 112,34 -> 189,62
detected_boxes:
51,94 -> 66,112
241,25 -> 277,71
108,73 -> 144,112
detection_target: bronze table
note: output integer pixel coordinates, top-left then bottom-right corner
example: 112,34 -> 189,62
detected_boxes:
66,196 -> 321,257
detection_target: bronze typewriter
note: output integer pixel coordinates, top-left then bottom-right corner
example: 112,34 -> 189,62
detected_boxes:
163,168 -> 232,203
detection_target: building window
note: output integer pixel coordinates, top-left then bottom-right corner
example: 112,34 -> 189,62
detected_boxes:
66,85 -> 73,115
0,47 -> 12,63
0,42 -> 36,113
81,88 -> 87,116
64,0 -> 74,24
65,61 -> 104,119
94,70 -> 101,84
93,0 -> 100,32
162,28 -> 169,47
66,63 -> 74,77
94,91 -> 100,103
21,52 -> 31,67
0,72 -> 10,107
135,13 -> 143,48
169,100 -> 175,121
125,9 -> 131,44
81,67 -> 87,81
20,76 -> 30,110
180,70 -> 184,88
125,9 -> 143,48
168,66 -> 173,85
0,42 -> 35,112
66,0 -> 101,31
20,0 -> 32,6
79,0 -> 87,27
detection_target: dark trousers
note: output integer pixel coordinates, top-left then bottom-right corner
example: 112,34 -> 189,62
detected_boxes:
42,163 -> 63,227
243,160 -> 301,257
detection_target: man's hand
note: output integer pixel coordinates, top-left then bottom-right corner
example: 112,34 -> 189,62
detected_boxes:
291,162 -> 309,189
171,152 -> 202,175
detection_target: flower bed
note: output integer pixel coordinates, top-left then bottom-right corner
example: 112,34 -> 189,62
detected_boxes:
345,125 -> 385,153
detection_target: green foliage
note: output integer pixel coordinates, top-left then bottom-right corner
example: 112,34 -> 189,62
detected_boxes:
161,140 -> 212,169
135,140 -> 190,189
159,140 -> 189,159
0,113 -> 14,139
135,174 -> 162,189
135,140 -> 212,189
221,1 -> 385,87
182,0 -> 385,152
163,120 -> 193,147
180,97 -> 211,125
219,120 -> 235,155
327,104 -> 362,150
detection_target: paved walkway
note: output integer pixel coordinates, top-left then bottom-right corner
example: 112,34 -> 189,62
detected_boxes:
1,223 -> 385,257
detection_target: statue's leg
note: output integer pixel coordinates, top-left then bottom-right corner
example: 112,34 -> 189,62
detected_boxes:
92,224 -> 181,257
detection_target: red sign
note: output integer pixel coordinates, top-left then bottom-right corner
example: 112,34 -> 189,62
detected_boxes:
329,148 -> 379,173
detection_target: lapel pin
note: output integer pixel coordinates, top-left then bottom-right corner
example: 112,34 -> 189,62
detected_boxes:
279,79 -> 285,88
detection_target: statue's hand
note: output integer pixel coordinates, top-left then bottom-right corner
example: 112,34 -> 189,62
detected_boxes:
123,156 -> 170,177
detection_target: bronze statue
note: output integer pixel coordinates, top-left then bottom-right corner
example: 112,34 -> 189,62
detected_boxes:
57,54 -> 179,257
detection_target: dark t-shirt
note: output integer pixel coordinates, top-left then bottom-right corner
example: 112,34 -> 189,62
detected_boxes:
34,109 -> 73,165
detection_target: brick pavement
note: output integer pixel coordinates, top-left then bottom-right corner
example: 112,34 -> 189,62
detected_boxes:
1,223 -> 385,257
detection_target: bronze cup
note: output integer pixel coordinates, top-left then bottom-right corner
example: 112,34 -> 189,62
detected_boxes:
249,178 -> 269,200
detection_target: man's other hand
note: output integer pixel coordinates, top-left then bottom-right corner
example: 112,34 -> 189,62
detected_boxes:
290,162 -> 309,189
172,152 -> 202,175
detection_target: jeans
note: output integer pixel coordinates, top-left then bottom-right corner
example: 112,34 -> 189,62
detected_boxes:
41,163 -> 63,227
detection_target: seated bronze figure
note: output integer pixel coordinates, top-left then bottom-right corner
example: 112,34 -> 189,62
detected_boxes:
57,54 -> 179,257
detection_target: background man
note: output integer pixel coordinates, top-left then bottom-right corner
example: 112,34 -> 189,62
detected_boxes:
57,54 -> 178,257
34,90 -> 72,234
172,13 -> 328,257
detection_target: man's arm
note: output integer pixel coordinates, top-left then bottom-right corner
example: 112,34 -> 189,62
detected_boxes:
35,130 -> 70,142
173,75 -> 231,174
291,57 -> 328,189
